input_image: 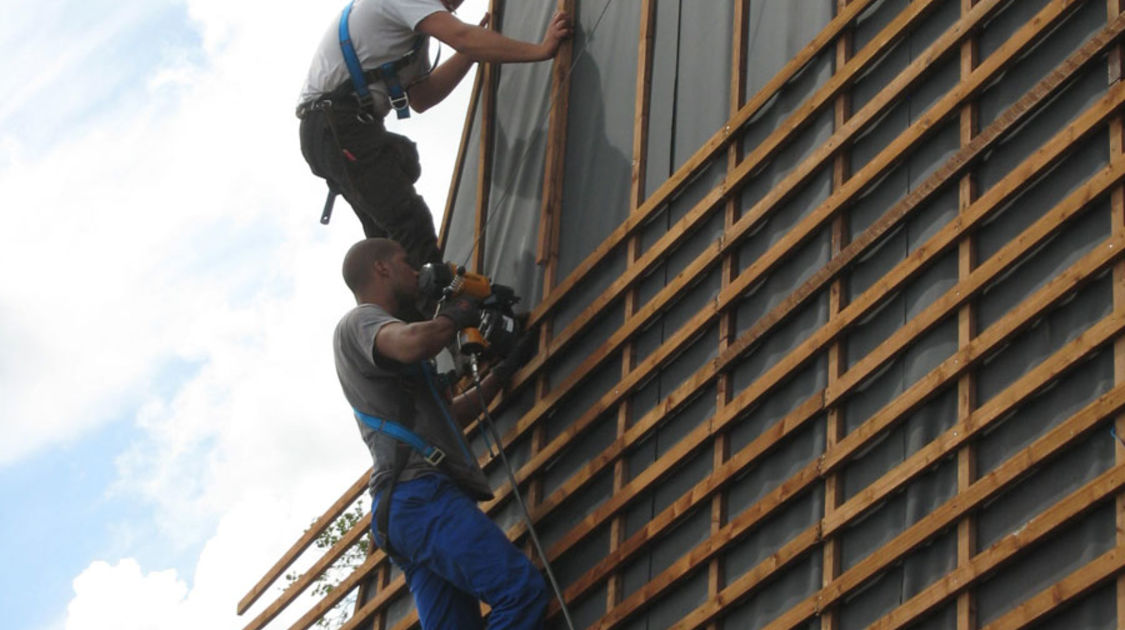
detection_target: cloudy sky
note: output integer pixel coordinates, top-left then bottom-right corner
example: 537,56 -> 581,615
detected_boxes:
0,0 -> 490,628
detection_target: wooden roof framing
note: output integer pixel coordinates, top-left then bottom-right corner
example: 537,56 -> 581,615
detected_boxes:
239,1 -> 1125,628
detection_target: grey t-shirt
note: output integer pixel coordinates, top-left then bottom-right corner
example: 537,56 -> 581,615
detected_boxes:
299,0 -> 447,115
333,303 -> 493,499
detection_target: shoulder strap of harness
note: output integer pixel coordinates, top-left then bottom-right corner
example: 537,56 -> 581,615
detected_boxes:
354,407 -> 447,465
338,1 -> 426,120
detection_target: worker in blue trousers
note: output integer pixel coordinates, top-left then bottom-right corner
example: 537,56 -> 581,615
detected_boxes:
299,0 -> 572,270
333,238 -> 543,628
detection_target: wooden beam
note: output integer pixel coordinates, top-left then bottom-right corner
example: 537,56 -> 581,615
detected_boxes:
471,0 -> 499,272
823,2 -> 854,628
243,512 -> 374,630
374,240 -> 1125,627
956,2 -> 980,628
437,68 -> 483,253
297,553 -> 383,630
606,0 -> 655,614
630,0 -> 656,216
238,470 -> 369,616
708,1 -> 750,623
535,0 -> 575,286
1108,2 -> 1125,628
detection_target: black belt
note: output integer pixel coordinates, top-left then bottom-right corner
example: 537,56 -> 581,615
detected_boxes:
296,51 -> 417,120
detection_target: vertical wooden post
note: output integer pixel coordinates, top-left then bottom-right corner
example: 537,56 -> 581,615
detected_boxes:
708,2 -> 749,626
536,0 -> 577,289
1107,2 -> 1125,628
473,0 -> 500,272
822,3 -> 853,628
607,0 -> 656,614
373,563 -> 390,630
957,1 -> 980,628
438,71 -> 484,252
528,0 -> 576,569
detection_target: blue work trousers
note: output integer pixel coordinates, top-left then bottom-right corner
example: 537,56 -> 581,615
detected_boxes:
373,474 -> 548,629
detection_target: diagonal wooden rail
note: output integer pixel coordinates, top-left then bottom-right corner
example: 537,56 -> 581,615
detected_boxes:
237,471 -> 369,616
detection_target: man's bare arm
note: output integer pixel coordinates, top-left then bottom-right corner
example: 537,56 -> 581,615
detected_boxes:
449,372 -> 504,428
417,10 -> 571,64
407,14 -> 489,112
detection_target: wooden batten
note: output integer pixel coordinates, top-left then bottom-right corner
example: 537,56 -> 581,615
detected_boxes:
471,0 -> 500,273
237,470 -> 369,618
1109,2 -> 1125,629
535,0 -> 575,287
437,69 -> 483,253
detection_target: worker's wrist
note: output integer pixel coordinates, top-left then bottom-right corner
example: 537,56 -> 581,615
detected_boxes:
536,41 -> 554,61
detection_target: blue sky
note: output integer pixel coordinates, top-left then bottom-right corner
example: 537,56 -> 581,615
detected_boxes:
0,1 -> 487,628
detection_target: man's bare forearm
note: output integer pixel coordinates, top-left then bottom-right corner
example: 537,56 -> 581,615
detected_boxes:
418,10 -> 569,64
450,372 -> 503,428
408,52 -> 475,112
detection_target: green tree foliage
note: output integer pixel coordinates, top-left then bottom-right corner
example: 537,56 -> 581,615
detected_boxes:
284,499 -> 371,629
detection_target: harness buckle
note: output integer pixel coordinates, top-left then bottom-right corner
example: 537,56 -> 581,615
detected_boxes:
353,94 -> 379,124
424,447 -> 446,466
388,93 -> 410,119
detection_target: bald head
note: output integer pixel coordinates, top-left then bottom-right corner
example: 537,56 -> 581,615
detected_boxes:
342,238 -> 402,295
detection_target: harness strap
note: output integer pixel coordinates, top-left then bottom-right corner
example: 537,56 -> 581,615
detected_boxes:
374,442 -> 412,562
338,1 -> 424,120
354,409 -> 447,466
321,180 -> 339,225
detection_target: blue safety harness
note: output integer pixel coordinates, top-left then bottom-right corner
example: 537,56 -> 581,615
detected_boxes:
338,0 -> 425,120
358,360 -> 475,561
352,362 -> 473,470
309,1 -> 431,226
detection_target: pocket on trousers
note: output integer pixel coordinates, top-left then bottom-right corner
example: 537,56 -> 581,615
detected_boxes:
389,134 -> 422,183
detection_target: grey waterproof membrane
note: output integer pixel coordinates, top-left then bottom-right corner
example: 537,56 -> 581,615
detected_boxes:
428,0 -> 1124,628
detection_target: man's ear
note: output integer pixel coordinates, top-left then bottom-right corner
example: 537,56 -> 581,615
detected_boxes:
373,259 -> 391,278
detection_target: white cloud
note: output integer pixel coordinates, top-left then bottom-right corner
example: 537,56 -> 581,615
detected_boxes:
67,559 -> 188,630
65,494 -> 344,630
0,0 -> 504,627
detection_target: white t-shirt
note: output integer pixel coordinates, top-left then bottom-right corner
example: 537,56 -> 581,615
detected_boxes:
299,0 -> 447,116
